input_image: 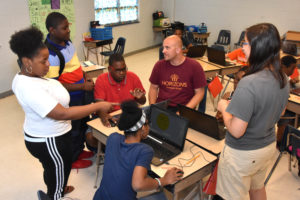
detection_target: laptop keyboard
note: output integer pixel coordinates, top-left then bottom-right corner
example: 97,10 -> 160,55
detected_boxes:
142,138 -> 174,158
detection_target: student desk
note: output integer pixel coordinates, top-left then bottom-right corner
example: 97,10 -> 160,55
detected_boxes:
87,114 -> 218,200
81,65 -> 106,79
195,59 -> 221,78
186,128 -> 225,156
198,56 -> 243,76
83,39 -> 113,64
287,94 -> 300,127
196,57 -> 243,109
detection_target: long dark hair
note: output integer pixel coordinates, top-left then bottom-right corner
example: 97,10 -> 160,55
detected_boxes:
246,23 -> 286,88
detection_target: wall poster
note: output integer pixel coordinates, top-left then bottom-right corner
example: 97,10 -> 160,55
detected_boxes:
28,0 -> 76,40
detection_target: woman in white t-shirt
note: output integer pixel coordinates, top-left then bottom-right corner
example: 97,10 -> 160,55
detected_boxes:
9,27 -> 112,200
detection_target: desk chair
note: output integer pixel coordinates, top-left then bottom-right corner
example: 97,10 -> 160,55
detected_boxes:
214,30 -> 231,52
100,37 -> 126,65
288,132 -> 300,174
265,125 -> 300,185
234,31 -> 245,49
186,31 -> 196,45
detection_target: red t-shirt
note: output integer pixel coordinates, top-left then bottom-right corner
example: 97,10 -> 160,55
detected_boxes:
94,71 -> 145,111
149,57 -> 207,106
227,48 -> 248,66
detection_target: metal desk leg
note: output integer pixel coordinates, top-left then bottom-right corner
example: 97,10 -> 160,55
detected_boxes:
94,141 -> 104,188
181,180 -> 204,200
199,180 -> 203,200
87,47 -> 90,61
101,46 -> 105,66
264,152 -> 283,186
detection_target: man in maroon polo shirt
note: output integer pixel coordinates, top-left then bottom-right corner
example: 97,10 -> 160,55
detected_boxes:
149,35 -> 207,112
94,53 -> 146,127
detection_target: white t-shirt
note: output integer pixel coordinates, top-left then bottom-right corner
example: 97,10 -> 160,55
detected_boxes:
12,74 -> 71,137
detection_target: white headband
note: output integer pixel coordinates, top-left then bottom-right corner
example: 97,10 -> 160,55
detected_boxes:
125,111 -> 146,132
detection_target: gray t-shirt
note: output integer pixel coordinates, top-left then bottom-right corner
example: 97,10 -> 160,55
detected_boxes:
225,70 -> 290,150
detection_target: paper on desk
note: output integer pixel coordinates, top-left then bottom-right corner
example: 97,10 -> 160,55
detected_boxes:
82,61 -> 95,66
81,64 -> 106,72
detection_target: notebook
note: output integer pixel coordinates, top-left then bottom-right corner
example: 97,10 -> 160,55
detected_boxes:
178,104 -> 226,140
142,104 -> 189,166
207,47 -> 234,66
186,45 -> 207,58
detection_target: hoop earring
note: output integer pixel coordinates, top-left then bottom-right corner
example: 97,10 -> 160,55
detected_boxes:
25,66 -> 32,74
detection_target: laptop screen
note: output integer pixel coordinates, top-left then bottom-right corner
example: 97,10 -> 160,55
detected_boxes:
178,104 -> 225,140
207,47 -> 226,65
187,45 -> 207,58
149,105 -> 189,150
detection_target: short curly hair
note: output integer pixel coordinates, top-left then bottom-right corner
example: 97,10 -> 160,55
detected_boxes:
9,26 -> 46,59
46,12 -> 67,31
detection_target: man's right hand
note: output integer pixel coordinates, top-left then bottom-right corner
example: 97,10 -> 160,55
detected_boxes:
161,167 -> 183,186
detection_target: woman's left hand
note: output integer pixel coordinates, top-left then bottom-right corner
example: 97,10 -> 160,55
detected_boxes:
217,99 -> 230,113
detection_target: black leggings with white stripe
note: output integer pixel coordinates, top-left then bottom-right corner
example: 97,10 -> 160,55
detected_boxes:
25,132 -> 72,200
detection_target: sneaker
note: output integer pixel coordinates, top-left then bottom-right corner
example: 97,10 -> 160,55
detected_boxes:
72,159 -> 92,169
77,150 -> 94,160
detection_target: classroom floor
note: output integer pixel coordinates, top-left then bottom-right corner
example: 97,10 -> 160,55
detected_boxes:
1,47 -> 300,200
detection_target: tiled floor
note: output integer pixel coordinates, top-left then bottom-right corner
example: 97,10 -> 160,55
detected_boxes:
1,47 -> 300,200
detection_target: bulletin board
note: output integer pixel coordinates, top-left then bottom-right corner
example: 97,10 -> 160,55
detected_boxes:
28,0 -> 76,40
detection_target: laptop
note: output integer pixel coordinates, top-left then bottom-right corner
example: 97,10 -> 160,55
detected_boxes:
142,104 -> 189,166
178,104 -> 226,140
186,45 -> 207,58
291,88 -> 300,96
207,47 -> 234,66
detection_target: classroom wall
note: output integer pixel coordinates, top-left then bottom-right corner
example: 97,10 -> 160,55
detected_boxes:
0,0 -> 163,95
163,0 -> 300,48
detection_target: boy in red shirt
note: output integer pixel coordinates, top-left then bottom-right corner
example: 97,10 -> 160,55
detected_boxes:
94,54 -> 146,127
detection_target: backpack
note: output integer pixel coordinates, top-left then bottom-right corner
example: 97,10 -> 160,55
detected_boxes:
152,11 -> 164,20
44,39 -> 65,77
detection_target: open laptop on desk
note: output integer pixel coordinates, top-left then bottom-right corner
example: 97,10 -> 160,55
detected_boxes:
207,47 -> 234,66
186,45 -> 207,58
178,104 -> 226,140
142,104 -> 189,166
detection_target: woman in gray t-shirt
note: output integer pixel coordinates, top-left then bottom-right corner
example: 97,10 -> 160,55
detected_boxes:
216,23 -> 289,200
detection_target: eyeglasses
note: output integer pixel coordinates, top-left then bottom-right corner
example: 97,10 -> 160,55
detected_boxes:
242,42 -> 249,46
113,67 -> 127,73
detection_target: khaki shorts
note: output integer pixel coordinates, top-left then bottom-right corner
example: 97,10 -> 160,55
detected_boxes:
216,142 -> 276,200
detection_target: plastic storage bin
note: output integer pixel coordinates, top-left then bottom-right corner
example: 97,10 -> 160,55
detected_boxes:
90,27 -> 113,40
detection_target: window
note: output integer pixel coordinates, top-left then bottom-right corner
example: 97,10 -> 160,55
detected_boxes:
94,0 -> 139,26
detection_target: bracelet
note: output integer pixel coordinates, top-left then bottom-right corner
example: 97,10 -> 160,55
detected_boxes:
155,178 -> 161,189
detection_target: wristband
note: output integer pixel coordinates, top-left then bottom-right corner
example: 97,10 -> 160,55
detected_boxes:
155,178 -> 161,189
